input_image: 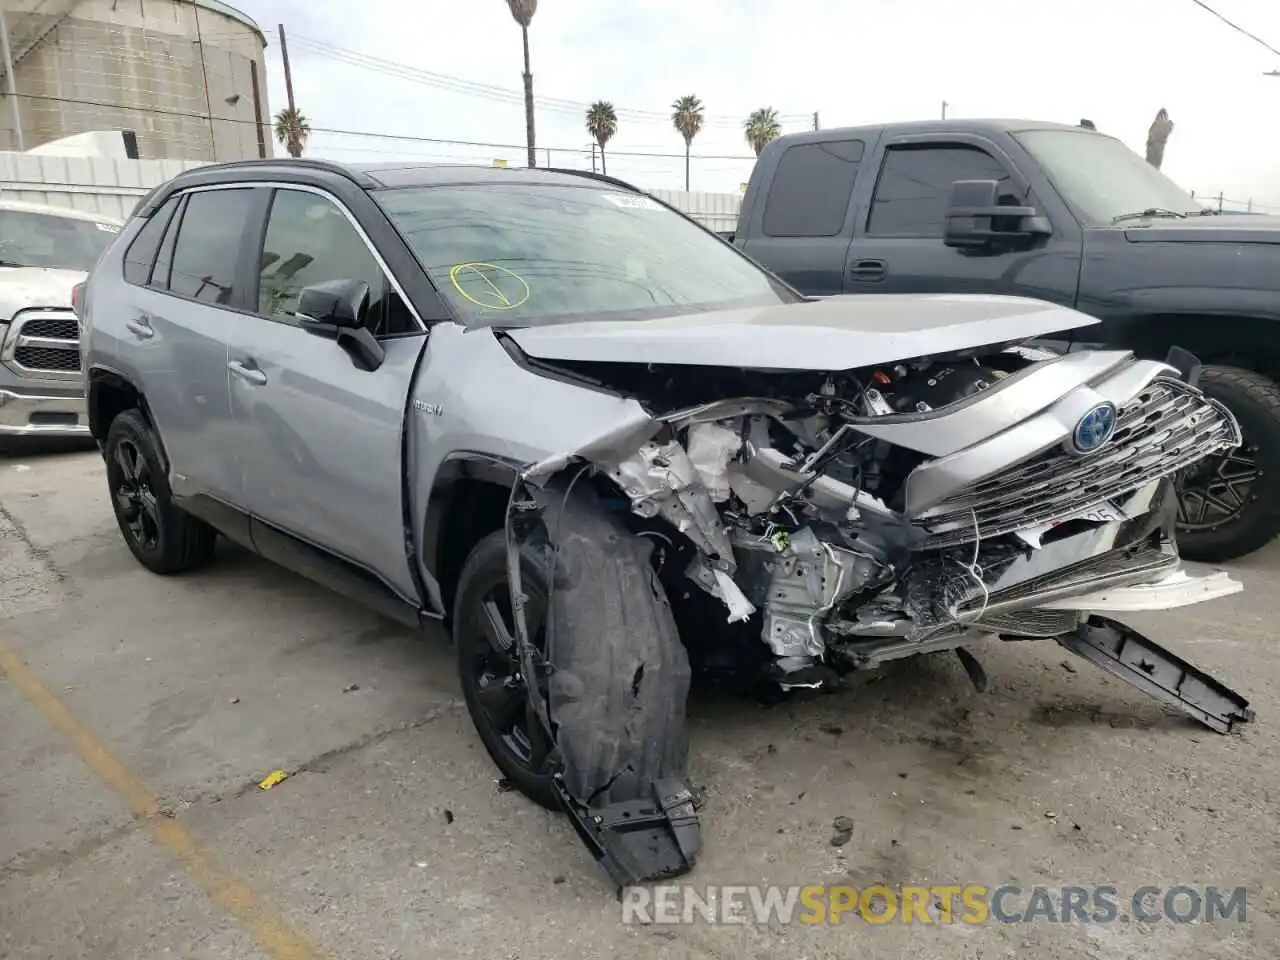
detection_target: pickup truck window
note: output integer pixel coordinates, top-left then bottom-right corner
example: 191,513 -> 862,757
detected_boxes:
867,144 -> 1011,237
762,140 -> 864,238
165,188 -> 254,306
377,183 -> 797,328
1013,128 -> 1203,224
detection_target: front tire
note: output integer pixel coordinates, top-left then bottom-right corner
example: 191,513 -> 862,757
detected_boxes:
453,486 -> 691,811
104,409 -> 217,574
1176,365 -> 1280,563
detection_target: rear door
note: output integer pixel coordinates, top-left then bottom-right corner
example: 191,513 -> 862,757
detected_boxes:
846,134 -> 1081,305
119,185 -> 259,504
739,136 -> 869,295
226,184 -> 428,601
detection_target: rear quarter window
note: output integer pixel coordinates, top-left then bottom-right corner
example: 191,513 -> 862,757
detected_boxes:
762,139 -> 864,238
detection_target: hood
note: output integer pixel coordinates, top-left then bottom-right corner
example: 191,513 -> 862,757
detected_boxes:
0,266 -> 85,320
1122,214 -> 1280,245
502,294 -> 1098,370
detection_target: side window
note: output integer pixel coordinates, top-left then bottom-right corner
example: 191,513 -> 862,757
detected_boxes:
867,145 -> 1013,237
122,196 -> 179,285
257,189 -> 417,336
166,188 -> 255,305
762,140 -> 864,238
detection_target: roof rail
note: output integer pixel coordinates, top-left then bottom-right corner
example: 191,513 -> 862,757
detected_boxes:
541,167 -> 645,194
178,157 -> 363,180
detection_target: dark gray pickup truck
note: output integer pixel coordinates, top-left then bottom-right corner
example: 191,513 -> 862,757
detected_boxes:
729,118 -> 1280,562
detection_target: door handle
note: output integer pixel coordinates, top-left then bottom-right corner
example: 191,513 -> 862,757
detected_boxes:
849,259 -> 888,283
124,316 -> 154,339
227,359 -> 268,386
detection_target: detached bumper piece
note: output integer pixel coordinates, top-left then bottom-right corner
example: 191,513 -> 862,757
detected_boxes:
555,773 -> 701,890
1057,615 -> 1254,734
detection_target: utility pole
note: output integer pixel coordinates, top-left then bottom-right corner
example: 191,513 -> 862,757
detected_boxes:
1217,191 -> 1224,213
941,100 -> 948,119
521,22 -> 536,167
0,5 -> 22,151
812,111 -> 819,131
278,24 -> 296,113
193,2 -> 216,160
591,141 -> 597,173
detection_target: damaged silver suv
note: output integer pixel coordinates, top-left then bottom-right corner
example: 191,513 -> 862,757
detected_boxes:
81,159 -> 1253,888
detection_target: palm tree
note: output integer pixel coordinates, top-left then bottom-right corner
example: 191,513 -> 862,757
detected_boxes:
586,101 -> 618,175
273,107 -> 310,158
671,95 -> 705,192
744,107 -> 782,158
504,0 -> 538,167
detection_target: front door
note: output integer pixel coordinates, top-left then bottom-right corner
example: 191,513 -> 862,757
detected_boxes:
226,186 -> 427,601
847,139 -> 1081,307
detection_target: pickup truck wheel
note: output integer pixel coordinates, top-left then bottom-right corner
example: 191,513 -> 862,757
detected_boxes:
1175,365 -> 1280,563
454,489 -> 691,812
104,409 -> 217,575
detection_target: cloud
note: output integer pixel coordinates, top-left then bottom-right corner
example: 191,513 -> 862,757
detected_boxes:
242,0 -> 1280,206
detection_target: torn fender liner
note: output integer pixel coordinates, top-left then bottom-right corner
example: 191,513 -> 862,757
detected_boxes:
555,774 -> 701,889
1057,615 -> 1254,734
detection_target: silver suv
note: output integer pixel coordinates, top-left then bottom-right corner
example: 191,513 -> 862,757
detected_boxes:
0,198 -> 121,440
81,159 -> 1252,888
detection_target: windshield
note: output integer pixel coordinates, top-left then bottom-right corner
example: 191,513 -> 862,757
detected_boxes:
1013,129 -> 1206,224
376,183 -> 795,327
0,209 -> 119,270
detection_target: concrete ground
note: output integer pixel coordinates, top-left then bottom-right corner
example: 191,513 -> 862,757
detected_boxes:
1,442 -> 1277,960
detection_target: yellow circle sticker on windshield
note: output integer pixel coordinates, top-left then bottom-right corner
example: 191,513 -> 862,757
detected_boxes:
448,261 -> 530,310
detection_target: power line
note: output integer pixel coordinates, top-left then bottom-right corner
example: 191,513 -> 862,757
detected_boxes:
287,33 -> 812,129
7,91 -> 761,161
1189,0 -> 1280,58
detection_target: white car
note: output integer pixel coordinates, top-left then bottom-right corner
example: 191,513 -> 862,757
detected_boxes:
0,197 -> 121,440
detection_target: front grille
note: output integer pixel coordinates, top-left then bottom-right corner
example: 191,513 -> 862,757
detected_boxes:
14,345 -> 80,371
17,315 -> 78,339
915,378 -> 1239,548
975,609 -> 1081,637
9,309 -> 81,375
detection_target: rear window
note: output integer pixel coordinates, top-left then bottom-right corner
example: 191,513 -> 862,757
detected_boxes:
376,183 -> 796,328
0,209 -> 119,271
762,140 -> 864,238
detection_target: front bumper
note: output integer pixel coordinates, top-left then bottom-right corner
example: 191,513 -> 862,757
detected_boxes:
0,387 -> 89,437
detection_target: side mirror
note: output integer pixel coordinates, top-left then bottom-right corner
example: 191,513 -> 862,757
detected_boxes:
944,179 -> 1052,249
296,278 -> 370,331
295,278 -> 385,372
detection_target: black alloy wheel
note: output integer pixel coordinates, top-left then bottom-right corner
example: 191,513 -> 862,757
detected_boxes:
110,437 -> 162,555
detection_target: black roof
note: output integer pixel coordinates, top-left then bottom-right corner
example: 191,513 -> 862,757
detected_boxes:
134,158 -> 645,217
769,117 -> 1102,148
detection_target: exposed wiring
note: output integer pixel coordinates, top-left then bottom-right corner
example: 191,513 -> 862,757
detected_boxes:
950,508 -> 989,624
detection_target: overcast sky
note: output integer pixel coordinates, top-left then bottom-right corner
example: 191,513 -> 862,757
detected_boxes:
239,0 -> 1280,208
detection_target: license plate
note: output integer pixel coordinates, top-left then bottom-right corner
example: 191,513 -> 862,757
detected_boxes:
1016,501 -> 1125,548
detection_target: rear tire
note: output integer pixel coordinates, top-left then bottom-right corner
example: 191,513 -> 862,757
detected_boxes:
453,485 -> 691,810
1176,365 -> 1280,563
104,409 -> 217,574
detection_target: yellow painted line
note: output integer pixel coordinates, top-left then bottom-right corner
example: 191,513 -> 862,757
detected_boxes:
0,644 -> 324,960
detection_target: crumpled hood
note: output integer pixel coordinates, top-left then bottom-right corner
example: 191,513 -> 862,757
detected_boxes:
502,294 -> 1098,370
0,266 -> 85,320
1122,214 -> 1280,245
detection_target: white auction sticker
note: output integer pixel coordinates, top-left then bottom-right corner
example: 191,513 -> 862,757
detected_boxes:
601,193 -> 662,210
94,221 -> 120,233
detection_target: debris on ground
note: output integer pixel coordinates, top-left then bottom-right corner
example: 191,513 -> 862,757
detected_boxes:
495,778 -> 515,793
444,809 -> 454,824
258,769 -> 289,790
343,684 -> 360,693
1060,661 -> 1078,674
830,815 -> 854,847
229,697 -> 240,704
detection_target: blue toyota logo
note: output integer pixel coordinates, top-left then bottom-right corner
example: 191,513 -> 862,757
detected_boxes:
1071,402 -> 1118,455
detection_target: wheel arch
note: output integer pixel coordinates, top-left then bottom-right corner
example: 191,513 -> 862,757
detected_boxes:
1112,314 -> 1280,379
87,366 -> 163,455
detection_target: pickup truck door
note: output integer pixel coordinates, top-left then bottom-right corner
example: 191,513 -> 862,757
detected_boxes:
737,136 -> 870,295
226,185 -> 428,604
844,133 -> 1081,307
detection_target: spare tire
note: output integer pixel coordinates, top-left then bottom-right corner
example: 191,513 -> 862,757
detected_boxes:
1176,365 -> 1280,563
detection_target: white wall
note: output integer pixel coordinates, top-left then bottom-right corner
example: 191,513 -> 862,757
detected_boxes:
0,153 -> 745,228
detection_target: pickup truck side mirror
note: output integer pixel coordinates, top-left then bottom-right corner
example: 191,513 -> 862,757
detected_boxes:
944,179 -> 1052,249
295,278 -> 385,372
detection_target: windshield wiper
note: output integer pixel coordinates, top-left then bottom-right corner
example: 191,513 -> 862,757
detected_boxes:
1111,208 -> 1188,224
